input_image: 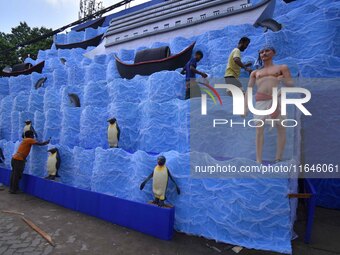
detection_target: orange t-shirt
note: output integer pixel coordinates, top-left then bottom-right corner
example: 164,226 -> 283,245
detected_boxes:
12,138 -> 37,161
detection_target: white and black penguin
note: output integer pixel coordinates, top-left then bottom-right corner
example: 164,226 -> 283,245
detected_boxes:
107,118 -> 120,148
140,156 -> 180,207
22,120 -> 38,138
45,148 -> 61,181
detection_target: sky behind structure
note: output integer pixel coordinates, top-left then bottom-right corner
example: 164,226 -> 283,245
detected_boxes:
0,0 -> 149,33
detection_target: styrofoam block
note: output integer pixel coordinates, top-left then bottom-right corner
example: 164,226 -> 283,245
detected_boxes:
85,63 -> 106,82
53,68 -> 68,88
72,146 -> 95,189
0,77 -> 9,96
28,90 -> 44,113
107,77 -> 147,103
147,71 -> 186,102
44,87 -> 61,112
60,107 -> 81,148
43,109 -> 61,144
12,92 -> 29,112
84,80 -> 109,108
106,59 -> 120,82
9,75 -> 31,94
79,106 -> 108,149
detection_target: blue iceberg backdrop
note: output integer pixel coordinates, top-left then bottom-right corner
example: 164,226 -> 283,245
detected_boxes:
0,0 -> 340,254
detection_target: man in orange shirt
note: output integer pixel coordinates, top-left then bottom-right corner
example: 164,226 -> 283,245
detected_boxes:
9,130 -> 50,194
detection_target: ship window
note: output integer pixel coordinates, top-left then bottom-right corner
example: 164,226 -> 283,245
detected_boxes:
154,26 -> 159,30
124,35 -> 128,38
143,29 -> 148,33
213,10 -> 220,15
227,7 -> 234,12
133,32 -> 138,36
164,23 -> 169,28
175,20 -> 181,25
200,14 -> 206,19
115,37 -> 120,41
187,17 -> 193,23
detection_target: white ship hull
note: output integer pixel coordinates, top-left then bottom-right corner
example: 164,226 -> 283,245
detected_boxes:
85,0 -> 275,58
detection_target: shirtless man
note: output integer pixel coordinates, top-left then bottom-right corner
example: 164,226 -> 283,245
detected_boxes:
244,45 -> 293,163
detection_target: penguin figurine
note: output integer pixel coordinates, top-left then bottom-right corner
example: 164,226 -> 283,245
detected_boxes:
22,120 -> 38,138
45,148 -> 61,180
107,118 -> 120,148
0,148 -> 5,164
140,156 -> 180,207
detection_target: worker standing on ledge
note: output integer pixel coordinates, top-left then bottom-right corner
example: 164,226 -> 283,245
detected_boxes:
182,50 -> 208,99
224,37 -> 252,95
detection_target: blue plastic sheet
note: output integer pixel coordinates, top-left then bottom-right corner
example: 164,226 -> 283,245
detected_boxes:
309,179 -> 340,210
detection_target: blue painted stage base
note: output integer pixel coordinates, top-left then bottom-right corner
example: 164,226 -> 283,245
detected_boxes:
0,167 -> 175,240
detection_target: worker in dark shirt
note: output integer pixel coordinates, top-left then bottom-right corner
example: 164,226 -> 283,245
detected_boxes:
181,51 -> 207,99
9,130 -> 50,194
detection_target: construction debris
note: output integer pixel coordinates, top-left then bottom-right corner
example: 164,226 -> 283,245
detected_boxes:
206,243 -> 222,253
21,217 -> 55,247
1,210 -> 25,216
232,246 -> 243,253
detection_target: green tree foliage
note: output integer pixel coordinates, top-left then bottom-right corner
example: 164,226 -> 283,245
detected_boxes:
0,22 -> 52,70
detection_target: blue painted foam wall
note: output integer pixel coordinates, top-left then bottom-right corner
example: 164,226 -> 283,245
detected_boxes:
1,0 -> 340,253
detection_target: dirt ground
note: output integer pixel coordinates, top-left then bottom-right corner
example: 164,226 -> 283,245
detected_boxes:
0,186 -> 339,255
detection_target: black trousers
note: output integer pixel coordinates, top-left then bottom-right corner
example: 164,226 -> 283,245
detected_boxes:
10,158 -> 26,193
